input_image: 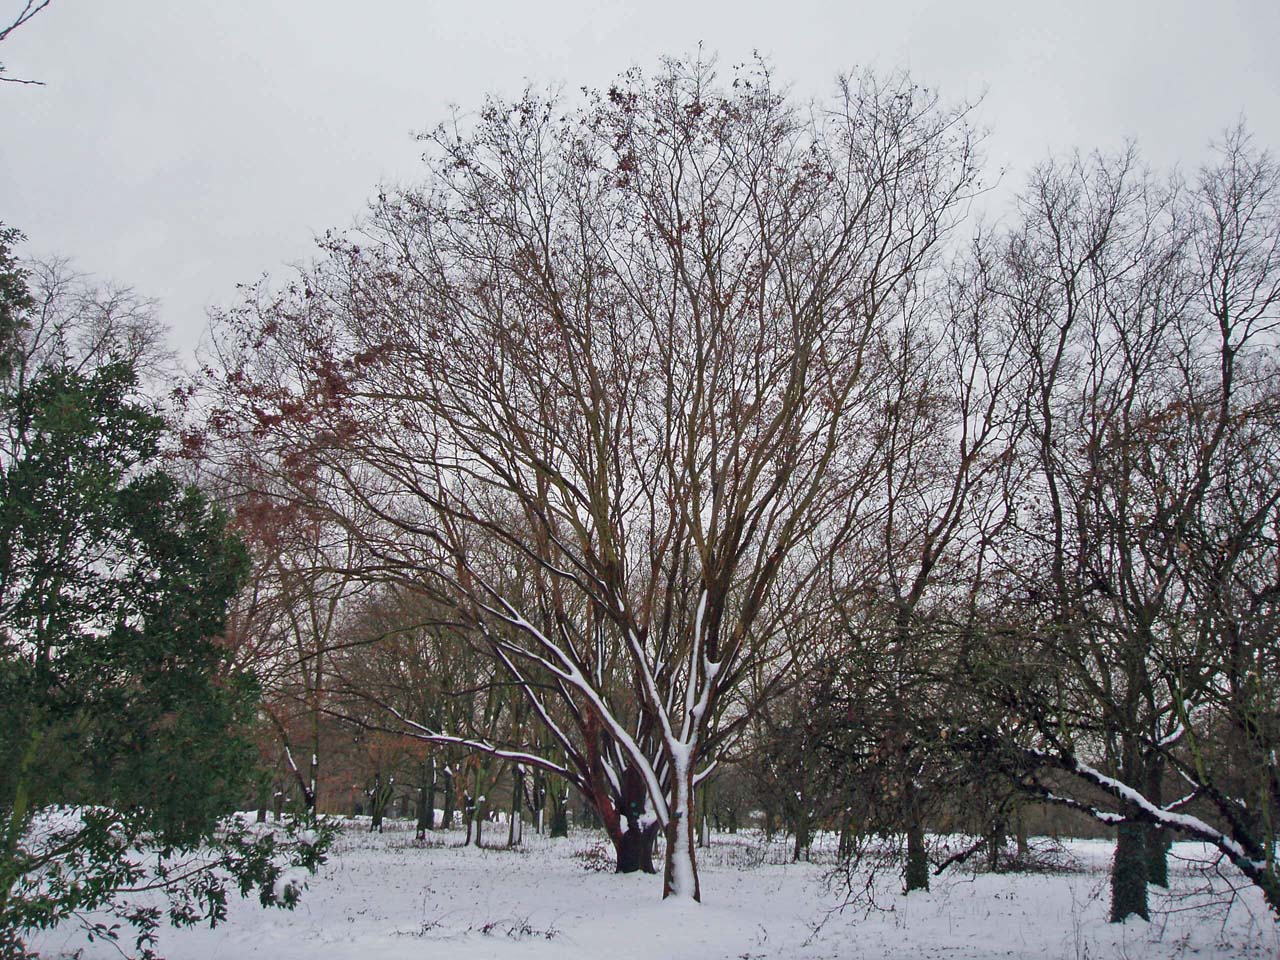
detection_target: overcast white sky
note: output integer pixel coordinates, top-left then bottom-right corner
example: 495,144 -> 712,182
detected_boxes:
3,0 -> 1278,357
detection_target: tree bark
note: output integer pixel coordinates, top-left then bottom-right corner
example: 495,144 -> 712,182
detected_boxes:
986,818 -> 1005,872
508,765 -> 523,848
661,766 -> 701,900
1110,822 -> 1149,922
904,817 -> 929,892
415,760 -> 435,840
463,792 -> 475,846
442,766 -> 454,830
904,782 -> 929,893
1144,760 -> 1168,888
793,814 -> 811,863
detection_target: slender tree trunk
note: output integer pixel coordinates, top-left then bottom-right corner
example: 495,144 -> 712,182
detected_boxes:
987,818 -> 1005,872
508,765 -> 523,848
305,749 -> 318,815
698,782 -> 710,848
662,765 -> 700,900
793,811 -> 811,863
443,766 -> 454,830
531,767 -> 544,834
463,792 -> 475,846
415,761 -> 433,840
838,816 -> 853,861
427,759 -> 437,829
370,771 -> 390,833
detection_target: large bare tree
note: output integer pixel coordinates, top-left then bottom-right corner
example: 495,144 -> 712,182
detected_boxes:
205,58 -> 981,900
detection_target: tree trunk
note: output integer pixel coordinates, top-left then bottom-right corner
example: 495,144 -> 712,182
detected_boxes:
614,821 -> 660,873
1144,760 -> 1168,888
698,782 -> 710,848
305,750 -> 319,815
1145,826 -> 1170,888
1110,822 -> 1149,922
838,817 -> 853,861
614,765 -> 658,873
903,780 -> 928,893
1015,811 -> 1029,860
443,766 -> 454,830
793,812 -> 811,863
369,772 -> 391,833
531,767 -> 544,834
508,766 -> 523,848
415,760 -> 435,840
463,792 -> 475,846
904,814 -> 929,893
661,766 -> 700,900
987,818 -> 1005,872
549,787 -> 569,838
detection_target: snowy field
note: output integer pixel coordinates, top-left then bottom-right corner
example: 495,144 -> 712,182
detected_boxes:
29,821 -> 1279,960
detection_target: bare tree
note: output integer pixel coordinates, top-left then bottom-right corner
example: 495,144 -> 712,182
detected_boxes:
982,131 -> 1280,919
204,58 -> 981,900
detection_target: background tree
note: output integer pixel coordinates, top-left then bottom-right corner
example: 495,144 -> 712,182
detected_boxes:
0,238 -> 330,957
976,132 -> 1280,920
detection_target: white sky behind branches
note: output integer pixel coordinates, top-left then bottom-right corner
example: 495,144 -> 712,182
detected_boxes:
2,0 -> 1277,357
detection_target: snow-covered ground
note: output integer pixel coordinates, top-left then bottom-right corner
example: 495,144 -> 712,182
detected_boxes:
29,821 -> 1279,959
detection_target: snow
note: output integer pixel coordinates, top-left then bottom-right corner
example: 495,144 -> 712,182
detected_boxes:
1042,751 -> 1264,869
27,823 -> 1278,960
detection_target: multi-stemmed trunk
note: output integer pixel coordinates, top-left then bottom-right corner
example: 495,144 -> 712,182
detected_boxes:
369,771 -> 392,833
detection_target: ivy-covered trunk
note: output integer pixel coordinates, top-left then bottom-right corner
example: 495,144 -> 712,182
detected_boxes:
1110,822 -> 1149,922
1144,759 -> 1168,888
903,782 -> 929,893
549,785 -> 569,838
